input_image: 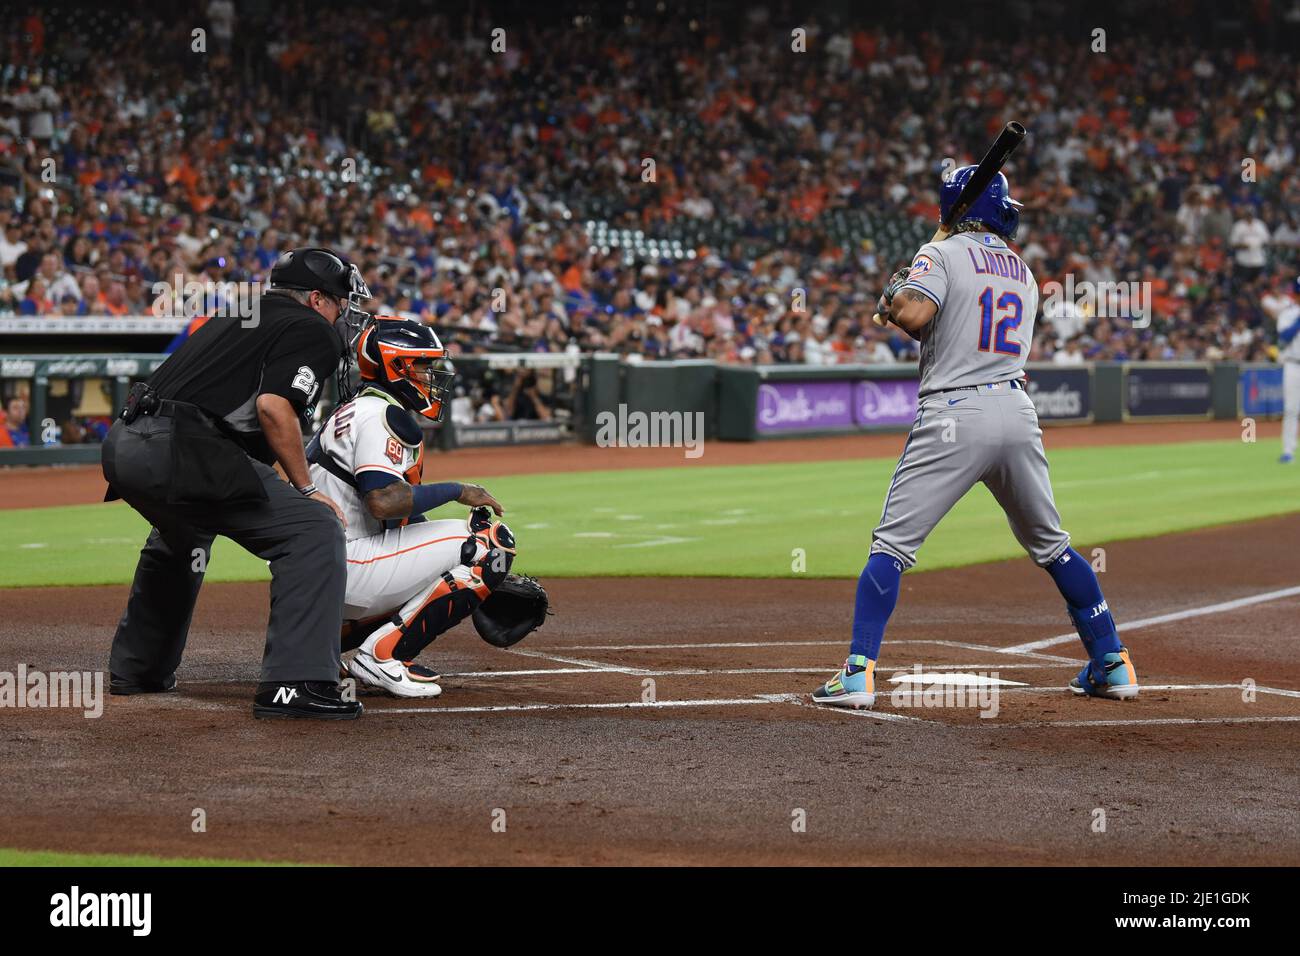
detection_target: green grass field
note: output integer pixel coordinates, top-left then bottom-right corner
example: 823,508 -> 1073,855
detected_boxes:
2,437 -> 1296,589
0,848 -> 294,866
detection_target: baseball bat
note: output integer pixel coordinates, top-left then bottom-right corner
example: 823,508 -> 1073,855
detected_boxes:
933,120 -> 1027,240
872,121 -> 1028,327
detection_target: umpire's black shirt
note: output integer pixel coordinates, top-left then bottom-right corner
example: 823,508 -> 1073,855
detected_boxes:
148,294 -> 344,464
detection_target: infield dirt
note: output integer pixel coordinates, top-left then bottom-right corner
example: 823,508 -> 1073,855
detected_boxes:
0,509 -> 1295,865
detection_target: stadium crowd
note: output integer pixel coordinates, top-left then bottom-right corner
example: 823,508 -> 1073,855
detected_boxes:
1,0 -> 1298,402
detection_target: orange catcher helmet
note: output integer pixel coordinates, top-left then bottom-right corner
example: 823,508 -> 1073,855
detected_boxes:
356,317 -> 456,423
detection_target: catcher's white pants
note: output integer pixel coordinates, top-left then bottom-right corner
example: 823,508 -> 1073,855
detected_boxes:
344,518 -> 480,622
1283,362 -> 1300,459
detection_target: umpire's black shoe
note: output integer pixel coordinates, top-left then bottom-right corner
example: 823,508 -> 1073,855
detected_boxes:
110,673 -> 178,696
253,681 -> 363,720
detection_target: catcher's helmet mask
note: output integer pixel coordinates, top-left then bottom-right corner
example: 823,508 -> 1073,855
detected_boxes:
358,318 -> 456,423
940,166 -> 1023,240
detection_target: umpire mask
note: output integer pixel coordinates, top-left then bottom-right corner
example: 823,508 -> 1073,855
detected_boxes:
270,247 -> 374,399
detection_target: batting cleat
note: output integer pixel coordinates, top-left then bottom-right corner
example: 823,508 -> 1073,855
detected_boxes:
1281,453 -> 1294,464
1069,647 -> 1139,700
811,655 -> 876,709
347,648 -> 442,699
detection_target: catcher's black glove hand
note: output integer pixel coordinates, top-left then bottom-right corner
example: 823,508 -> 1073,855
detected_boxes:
472,573 -> 551,648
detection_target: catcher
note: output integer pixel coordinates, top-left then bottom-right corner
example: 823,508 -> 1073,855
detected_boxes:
307,317 -> 548,699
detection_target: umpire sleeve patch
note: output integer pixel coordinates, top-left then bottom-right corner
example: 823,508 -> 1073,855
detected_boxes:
384,405 -> 424,448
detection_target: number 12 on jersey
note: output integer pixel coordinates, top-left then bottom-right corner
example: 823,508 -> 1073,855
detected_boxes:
977,287 -> 1023,355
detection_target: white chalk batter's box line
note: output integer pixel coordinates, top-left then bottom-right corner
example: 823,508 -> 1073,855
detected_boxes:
516,639 -> 1081,667
173,662 -> 1072,683
368,684 -> 1300,728
399,583 -> 1300,726
173,660 -> 1083,685
168,655 -> 1092,685
500,583 -> 1300,682
499,639 -> 1081,677
149,684 -> 1300,728
141,585 -> 1300,729
445,662 -> 1072,678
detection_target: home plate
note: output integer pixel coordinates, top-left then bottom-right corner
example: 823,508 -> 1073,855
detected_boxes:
888,672 -> 1027,687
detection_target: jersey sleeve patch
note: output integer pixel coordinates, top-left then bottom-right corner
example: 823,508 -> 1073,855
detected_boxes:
384,436 -> 404,466
908,255 -> 934,279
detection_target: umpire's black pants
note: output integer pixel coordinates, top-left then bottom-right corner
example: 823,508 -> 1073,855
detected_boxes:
103,415 -> 346,685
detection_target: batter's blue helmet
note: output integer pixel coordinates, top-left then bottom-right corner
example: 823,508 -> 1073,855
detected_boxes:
940,166 -> 1023,239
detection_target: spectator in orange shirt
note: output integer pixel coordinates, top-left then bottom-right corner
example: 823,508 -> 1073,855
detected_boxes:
165,154 -> 198,192
790,183 -> 827,221
561,261 -> 585,292
409,204 -> 434,234
1196,237 -> 1227,274
103,281 -> 131,316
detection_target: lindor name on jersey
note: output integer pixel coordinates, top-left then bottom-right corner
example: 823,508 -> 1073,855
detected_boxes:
310,389 -> 424,541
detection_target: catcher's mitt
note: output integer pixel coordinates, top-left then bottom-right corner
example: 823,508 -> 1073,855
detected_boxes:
472,573 -> 551,648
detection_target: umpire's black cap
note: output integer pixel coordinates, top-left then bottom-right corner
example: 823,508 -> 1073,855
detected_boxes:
269,247 -> 369,300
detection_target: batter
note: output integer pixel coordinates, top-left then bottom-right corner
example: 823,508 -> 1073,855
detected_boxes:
813,166 -> 1138,708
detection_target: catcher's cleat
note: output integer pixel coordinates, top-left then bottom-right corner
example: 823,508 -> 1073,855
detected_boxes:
347,648 -> 442,699
811,656 -> 876,709
1069,647 -> 1139,700
402,660 -> 442,683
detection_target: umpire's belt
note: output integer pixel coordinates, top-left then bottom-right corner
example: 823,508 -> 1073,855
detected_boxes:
138,398 -> 192,420
925,379 -> 1025,399
117,389 -> 267,506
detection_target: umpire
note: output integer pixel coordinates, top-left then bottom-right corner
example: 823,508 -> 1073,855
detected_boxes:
102,247 -> 368,719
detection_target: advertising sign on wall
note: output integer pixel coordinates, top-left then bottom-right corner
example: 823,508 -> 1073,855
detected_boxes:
755,381 -> 857,433
1025,367 -> 1093,423
1239,366 -> 1284,417
1125,365 -> 1213,419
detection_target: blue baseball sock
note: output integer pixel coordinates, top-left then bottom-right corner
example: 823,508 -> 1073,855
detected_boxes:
848,552 -> 903,667
1045,548 -> 1121,661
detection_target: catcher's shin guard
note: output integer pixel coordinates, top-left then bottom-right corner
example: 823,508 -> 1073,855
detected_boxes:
388,519 -> 517,661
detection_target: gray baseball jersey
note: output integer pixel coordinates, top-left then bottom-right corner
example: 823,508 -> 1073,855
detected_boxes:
902,232 -> 1039,397
870,231 -> 1069,570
